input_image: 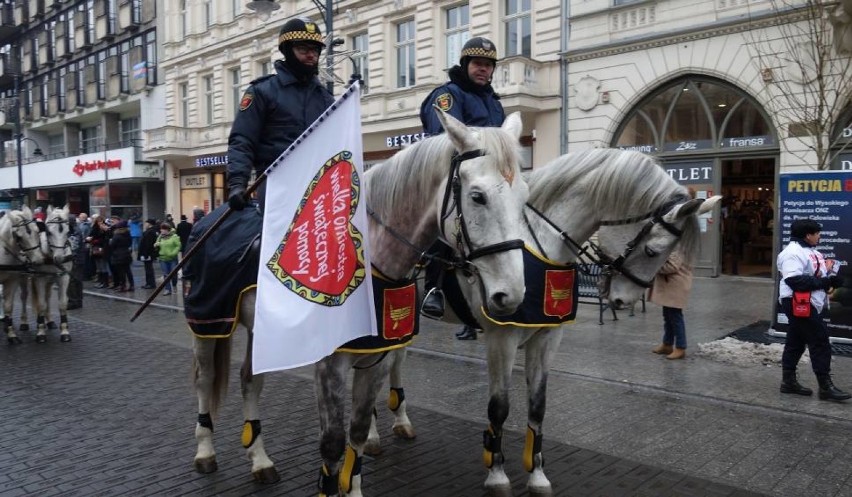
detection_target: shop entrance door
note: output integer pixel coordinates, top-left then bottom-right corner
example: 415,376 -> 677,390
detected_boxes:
720,157 -> 775,277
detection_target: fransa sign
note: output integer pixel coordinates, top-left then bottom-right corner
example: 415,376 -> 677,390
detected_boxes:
72,158 -> 122,177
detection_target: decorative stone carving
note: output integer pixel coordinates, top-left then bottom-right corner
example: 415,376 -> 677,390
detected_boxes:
573,75 -> 600,112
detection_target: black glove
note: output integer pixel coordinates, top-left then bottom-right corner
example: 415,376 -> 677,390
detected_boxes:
36,220 -> 46,232
228,184 -> 248,211
830,275 -> 843,289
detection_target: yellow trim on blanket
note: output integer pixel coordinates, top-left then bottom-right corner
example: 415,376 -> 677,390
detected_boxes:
523,244 -> 571,267
479,306 -> 575,328
190,284 -> 258,339
335,336 -> 416,354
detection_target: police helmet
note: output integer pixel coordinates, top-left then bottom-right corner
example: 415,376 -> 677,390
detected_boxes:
459,37 -> 498,65
278,18 -> 326,56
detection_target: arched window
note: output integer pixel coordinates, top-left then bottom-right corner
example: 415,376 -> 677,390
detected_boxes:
614,77 -> 775,154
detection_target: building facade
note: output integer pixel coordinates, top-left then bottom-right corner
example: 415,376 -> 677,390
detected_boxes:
564,0 -> 852,277
0,0 -> 163,218
144,0 -> 564,220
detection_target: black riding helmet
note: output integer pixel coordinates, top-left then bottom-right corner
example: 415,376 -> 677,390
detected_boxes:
459,37 -> 498,68
278,17 -> 326,56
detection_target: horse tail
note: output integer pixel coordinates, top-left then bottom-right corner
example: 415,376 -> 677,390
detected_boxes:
211,337 -> 232,415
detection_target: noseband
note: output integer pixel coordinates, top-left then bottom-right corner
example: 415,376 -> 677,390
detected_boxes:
11,218 -> 42,262
439,150 -> 524,276
526,195 -> 689,289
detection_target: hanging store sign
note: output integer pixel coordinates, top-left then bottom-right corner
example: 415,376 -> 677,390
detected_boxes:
181,173 -> 209,189
662,161 -> 714,184
662,139 -> 714,153
195,155 -> 229,167
773,171 -> 852,339
720,135 -> 774,148
385,133 -> 426,148
72,158 -> 122,177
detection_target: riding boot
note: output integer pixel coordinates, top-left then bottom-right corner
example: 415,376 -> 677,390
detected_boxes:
780,369 -> 813,396
421,289 -> 445,320
816,374 -> 852,401
456,325 -> 477,340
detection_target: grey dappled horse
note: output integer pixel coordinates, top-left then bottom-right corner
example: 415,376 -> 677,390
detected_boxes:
190,110 -> 530,496
27,205 -> 74,343
376,149 -> 722,496
0,206 -> 47,344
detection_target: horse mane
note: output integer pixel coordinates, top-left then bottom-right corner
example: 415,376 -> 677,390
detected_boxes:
529,148 -> 699,260
366,127 -> 521,218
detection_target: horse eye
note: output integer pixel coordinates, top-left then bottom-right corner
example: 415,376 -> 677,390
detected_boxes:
471,191 -> 487,205
644,246 -> 659,257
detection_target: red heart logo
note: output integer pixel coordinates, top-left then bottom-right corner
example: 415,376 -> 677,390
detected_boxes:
266,151 -> 367,305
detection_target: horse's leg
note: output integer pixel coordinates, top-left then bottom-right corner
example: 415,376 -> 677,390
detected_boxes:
46,276 -> 58,330
192,336 -> 225,474
315,352 -> 352,497
33,278 -> 49,344
3,279 -> 22,344
483,329 -> 522,496
521,328 -> 564,497
343,357 -> 389,497
388,348 -> 416,439
239,330 -> 278,483
58,275 -> 71,342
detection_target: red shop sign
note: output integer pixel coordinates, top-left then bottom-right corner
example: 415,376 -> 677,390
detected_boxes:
72,159 -> 122,177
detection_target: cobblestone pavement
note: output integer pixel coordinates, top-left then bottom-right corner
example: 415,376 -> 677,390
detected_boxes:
1,266 -> 849,496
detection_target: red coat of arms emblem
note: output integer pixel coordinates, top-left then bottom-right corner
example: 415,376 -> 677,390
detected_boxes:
543,270 -> 575,318
382,283 -> 416,340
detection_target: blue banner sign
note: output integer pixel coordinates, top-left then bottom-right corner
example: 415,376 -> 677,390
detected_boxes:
774,171 -> 852,338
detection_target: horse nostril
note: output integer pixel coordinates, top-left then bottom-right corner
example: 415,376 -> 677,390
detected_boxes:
492,292 -> 508,309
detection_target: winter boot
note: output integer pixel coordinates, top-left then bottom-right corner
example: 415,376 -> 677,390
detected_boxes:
665,348 -> 686,360
780,369 -> 813,396
652,344 -> 673,355
817,374 -> 852,401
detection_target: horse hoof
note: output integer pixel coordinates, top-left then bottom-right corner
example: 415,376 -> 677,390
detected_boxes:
528,488 -> 553,497
252,466 -> 280,484
19,324 -> 29,332
484,485 -> 513,497
364,439 -> 382,456
60,335 -> 72,343
47,321 -> 57,330
36,335 -> 47,344
392,424 -> 416,440
193,457 -> 218,474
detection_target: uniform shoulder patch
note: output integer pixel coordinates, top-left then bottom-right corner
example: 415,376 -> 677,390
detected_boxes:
239,91 -> 254,111
434,92 -> 453,112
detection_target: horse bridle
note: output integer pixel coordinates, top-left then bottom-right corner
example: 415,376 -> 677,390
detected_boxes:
368,149 -> 524,279
526,195 -> 690,289
6,217 -> 42,265
43,217 -> 73,267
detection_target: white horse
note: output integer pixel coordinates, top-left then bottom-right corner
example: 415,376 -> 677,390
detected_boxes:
374,149 -> 722,496
27,205 -> 74,343
189,110 -> 530,496
0,206 -> 47,344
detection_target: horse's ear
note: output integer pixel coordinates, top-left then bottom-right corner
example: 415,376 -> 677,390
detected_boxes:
662,199 -> 704,222
20,205 -> 32,216
62,204 -> 70,216
698,195 -> 722,215
502,112 -> 523,141
435,108 -> 477,152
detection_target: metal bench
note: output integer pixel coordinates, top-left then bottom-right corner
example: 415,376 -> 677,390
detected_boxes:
576,263 -> 645,325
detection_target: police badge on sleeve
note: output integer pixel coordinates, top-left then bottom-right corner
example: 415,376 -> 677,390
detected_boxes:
435,92 -> 453,112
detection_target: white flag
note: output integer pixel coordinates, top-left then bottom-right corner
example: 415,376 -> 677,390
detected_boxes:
253,84 -> 376,373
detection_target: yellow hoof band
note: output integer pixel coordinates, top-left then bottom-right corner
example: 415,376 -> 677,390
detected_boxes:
523,425 -> 543,473
388,387 -> 404,411
241,420 -> 261,448
339,445 -> 361,494
483,448 -> 494,468
482,425 -> 504,469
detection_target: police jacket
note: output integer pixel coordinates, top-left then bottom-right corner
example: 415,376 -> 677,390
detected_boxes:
420,65 -> 504,134
227,60 -> 334,186
777,238 -> 836,313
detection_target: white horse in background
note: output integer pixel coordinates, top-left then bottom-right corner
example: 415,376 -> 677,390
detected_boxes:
373,149 -> 722,496
189,110 -> 531,497
0,206 -> 47,344
27,205 -> 74,343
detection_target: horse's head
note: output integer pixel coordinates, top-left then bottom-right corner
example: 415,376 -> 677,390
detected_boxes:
43,204 -> 73,264
597,195 -> 722,309
3,206 -> 46,265
434,110 -> 529,316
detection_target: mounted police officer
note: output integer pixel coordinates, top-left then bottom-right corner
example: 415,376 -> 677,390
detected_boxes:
419,37 -> 505,340
420,36 -> 504,135
227,17 -> 335,212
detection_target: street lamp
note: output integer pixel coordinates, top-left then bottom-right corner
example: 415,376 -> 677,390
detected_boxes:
246,0 -> 338,93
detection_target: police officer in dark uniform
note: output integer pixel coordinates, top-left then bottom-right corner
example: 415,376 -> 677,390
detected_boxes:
419,37 -> 505,340
227,18 -> 335,212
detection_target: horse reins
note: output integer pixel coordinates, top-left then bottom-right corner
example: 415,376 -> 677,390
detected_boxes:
0,218 -> 42,271
525,195 -> 691,289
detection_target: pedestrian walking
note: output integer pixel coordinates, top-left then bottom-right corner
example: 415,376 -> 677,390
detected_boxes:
777,219 -> 849,401
138,218 -> 159,289
154,223 -> 181,296
176,215 -> 192,256
648,250 -> 694,360
108,220 -> 134,292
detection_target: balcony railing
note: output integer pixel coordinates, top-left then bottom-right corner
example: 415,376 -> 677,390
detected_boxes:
1,139 -> 145,167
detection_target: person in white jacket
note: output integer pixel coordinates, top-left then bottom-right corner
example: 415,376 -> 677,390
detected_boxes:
777,219 -> 848,401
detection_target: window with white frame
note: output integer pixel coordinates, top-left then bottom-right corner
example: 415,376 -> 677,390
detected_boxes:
504,0 -> 531,57
445,4 -> 469,69
395,20 -> 415,88
203,75 -> 214,125
180,0 -> 189,39
179,82 -> 190,127
232,0 -> 241,19
205,0 -> 213,28
120,117 -> 140,148
80,125 -> 101,154
352,33 -> 369,93
230,67 -> 241,117
259,59 -> 272,77
47,134 -> 64,159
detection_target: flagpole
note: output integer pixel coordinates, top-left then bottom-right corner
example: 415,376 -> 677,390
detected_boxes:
130,82 -> 361,322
